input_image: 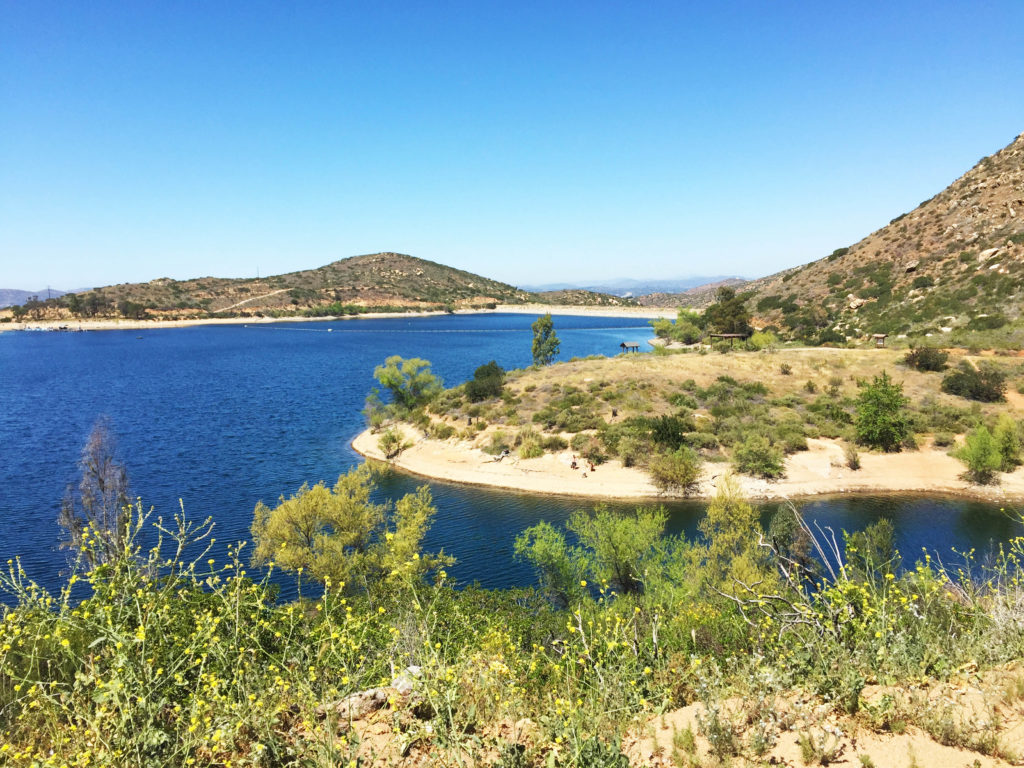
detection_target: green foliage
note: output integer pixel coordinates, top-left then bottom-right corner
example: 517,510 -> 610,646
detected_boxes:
967,313 -> 1008,331
372,355 -> 443,414
854,372 -> 910,452
648,447 -> 703,495
531,312 -> 560,366
695,474 -> 773,593
513,521 -> 587,606
705,286 -> 752,336
571,506 -> 667,594
956,425 -> 1002,484
941,362 -> 1007,402
993,414 -> 1021,472
903,345 -> 949,372
731,435 -> 785,478
250,464 -> 449,587
745,331 -> 778,351
465,360 -> 505,402
378,427 -> 410,458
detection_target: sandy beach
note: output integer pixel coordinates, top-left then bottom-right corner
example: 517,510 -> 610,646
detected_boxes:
353,427 -> 1024,503
0,303 -> 674,334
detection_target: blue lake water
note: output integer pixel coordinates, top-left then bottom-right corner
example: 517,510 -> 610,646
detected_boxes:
0,313 -> 1021,600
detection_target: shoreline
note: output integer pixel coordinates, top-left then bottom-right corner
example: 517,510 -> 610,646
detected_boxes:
353,427 -> 1024,504
0,303 -> 675,334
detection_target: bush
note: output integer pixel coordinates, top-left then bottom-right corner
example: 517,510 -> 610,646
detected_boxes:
465,360 -> 505,402
855,372 -> 910,452
966,313 -> 1008,331
904,346 -> 949,372
648,447 -> 702,494
955,425 -> 1001,484
731,435 -> 785,478
428,422 -> 456,440
993,414 -> 1021,472
779,363 -> 792,375
941,362 -> 1006,402
378,427 -> 410,458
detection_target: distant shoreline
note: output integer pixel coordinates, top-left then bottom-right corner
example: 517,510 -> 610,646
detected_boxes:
0,304 -> 676,334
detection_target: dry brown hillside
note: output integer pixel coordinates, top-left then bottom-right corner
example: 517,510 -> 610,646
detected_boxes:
745,132 -> 1024,342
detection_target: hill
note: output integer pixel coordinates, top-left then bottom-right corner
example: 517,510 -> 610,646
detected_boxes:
0,288 -> 72,309
745,132 -> 1024,342
634,277 -> 749,309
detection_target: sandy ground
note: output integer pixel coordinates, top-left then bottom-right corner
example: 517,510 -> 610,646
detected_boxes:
353,428 -> 1024,503
0,304 -> 675,334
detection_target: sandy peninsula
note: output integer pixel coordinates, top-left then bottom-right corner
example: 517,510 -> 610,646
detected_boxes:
353,426 -> 1024,503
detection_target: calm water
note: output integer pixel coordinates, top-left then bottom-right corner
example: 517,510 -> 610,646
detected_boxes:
0,313 -> 1020,600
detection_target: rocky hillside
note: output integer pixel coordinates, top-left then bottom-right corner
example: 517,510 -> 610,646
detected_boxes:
747,132 -> 1024,341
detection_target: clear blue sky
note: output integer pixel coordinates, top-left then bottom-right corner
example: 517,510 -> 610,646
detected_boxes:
3,1 -> 1023,290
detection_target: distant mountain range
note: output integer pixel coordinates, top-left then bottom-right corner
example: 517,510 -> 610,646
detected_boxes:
520,276 -> 742,297
0,288 -> 76,309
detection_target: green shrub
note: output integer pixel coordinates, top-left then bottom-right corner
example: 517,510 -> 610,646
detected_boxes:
967,313 -> 1008,331
855,372 -> 910,452
465,360 -> 505,402
429,422 -> 456,440
941,362 -> 1006,402
955,425 -> 1001,484
904,346 -> 949,372
648,447 -> 702,494
731,435 -> 785,478
993,414 -> 1021,472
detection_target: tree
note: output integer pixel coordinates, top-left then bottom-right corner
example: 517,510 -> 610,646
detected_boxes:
58,417 -> 132,567
370,356 -> 442,415
465,360 -> 505,401
531,313 -> 560,366
513,521 -> 588,607
956,425 -> 1002,484
854,371 -> 909,452
250,463 -> 450,589
993,414 -> 1021,472
695,474 -> 775,593
704,287 -> 752,336
569,506 -> 667,594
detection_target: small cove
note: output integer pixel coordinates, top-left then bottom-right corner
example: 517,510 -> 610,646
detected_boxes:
1,313 -> 1021,599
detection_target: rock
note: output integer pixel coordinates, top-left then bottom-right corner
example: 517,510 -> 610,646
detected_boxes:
392,665 -> 423,696
320,687 -> 390,721
978,247 -> 1001,261
848,297 -> 867,310
904,259 -> 919,272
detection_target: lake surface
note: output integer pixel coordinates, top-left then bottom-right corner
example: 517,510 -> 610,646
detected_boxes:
1,313 -> 1020,600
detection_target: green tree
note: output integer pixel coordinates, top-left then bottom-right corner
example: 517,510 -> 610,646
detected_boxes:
955,425 -> 1002,484
695,474 -> 774,594
993,414 -> 1021,472
854,371 -> 909,452
370,355 -> 442,414
704,286 -> 752,336
465,360 -> 505,401
531,312 -> 560,366
250,464 -> 450,589
513,521 -> 588,607
569,505 -> 667,594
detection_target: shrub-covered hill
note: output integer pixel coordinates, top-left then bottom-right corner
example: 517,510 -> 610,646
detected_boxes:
41,252 -> 538,318
10,253 -> 636,321
745,132 -> 1024,342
